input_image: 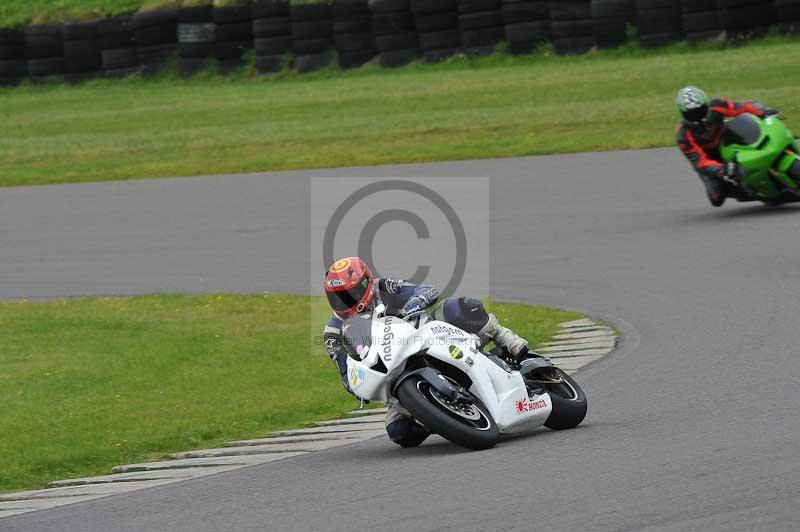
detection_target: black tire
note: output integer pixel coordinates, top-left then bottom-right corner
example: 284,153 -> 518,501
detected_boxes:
178,57 -> 209,77
376,32 -> 419,51
104,66 -> 139,78
295,50 -> 333,73
292,37 -> 331,54
255,36 -> 293,54
216,22 -> 253,42
379,47 -> 421,66
253,0 -> 290,19
138,44 -> 176,75
414,12 -> 459,32
372,12 -> 416,34
292,20 -> 333,39
460,26 -> 504,47
369,0 -> 412,14
505,20 -> 550,43
0,44 -> 24,61
339,49 -> 377,68
335,0 -> 371,17
255,53 -> 285,73
685,29 -> 725,44
254,17 -> 291,37
63,21 -> 99,41
135,24 -> 177,46
179,42 -> 215,58
102,47 -> 139,70
593,18 -> 628,47
133,8 -> 178,30
459,10 -> 504,30
0,29 -> 24,45
549,1 -> 592,21
681,0 -> 718,14
178,23 -> 216,44
333,15 -> 372,33
334,32 -> 376,52
397,375 -> 499,450
423,46 -> 460,61
543,368 -> 588,430
179,5 -> 213,24
419,29 -> 461,49
27,57 -> 65,77
25,26 -> 63,59
215,41 -> 251,60
682,11 -> 721,33
0,59 -> 27,77
591,0 -> 635,20
291,3 -> 332,21
411,0 -> 457,15
638,31 -> 682,48
457,0 -> 501,14
553,35 -> 595,54
502,1 -> 550,24
213,5 -> 253,24
636,7 -> 682,34
551,19 -> 594,39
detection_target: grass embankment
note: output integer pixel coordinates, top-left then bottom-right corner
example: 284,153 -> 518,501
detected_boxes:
0,294 -> 580,494
1,36 -> 799,187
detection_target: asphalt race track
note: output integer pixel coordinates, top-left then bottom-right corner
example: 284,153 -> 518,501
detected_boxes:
2,148 -> 799,532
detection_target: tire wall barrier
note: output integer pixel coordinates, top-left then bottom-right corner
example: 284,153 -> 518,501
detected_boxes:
0,0 -> 796,85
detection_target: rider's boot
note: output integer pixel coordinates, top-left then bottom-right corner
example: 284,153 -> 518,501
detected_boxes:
385,402 -> 430,448
479,313 -> 530,359
700,174 -> 726,207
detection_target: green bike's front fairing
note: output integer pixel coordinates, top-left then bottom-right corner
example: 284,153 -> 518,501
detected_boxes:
719,113 -> 800,198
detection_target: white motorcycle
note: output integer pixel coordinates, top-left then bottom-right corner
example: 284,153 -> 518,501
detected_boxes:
344,304 -> 588,450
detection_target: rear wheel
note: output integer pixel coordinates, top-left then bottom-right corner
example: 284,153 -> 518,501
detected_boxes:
540,368 -> 588,430
397,375 -> 499,450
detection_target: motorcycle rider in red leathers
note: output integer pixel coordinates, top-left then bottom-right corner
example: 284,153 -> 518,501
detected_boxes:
675,85 -> 779,207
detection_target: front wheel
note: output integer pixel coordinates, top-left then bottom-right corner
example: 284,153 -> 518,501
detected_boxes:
396,375 -> 499,450
542,368 -> 588,430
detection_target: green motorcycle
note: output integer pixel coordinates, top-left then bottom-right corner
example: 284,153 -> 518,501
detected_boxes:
720,113 -> 800,205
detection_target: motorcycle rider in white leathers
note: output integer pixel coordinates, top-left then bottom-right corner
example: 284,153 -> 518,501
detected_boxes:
323,257 -> 532,447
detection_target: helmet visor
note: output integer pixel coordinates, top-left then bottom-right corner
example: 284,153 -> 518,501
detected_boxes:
684,104 -> 710,125
326,279 -> 370,313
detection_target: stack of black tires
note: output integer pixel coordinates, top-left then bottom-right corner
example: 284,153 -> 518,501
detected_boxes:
62,21 -> 103,83
178,4 -> 216,77
411,0 -> 461,62
25,25 -> 65,82
591,0 -> 635,48
214,3 -> 253,74
133,8 -> 178,75
635,0 -> 682,48
370,0 -> 421,67
291,2 -> 334,73
776,0 -> 800,33
0,29 -> 26,86
333,0 -> 377,69
718,0 -> 773,39
458,0 -> 505,55
503,0 -> 551,55
549,0 -> 595,54
253,0 -> 291,74
680,0 -> 723,44
100,16 -> 139,78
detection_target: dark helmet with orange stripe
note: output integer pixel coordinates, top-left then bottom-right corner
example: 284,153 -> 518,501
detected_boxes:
677,86 -> 711,126
324,257 -> 375,320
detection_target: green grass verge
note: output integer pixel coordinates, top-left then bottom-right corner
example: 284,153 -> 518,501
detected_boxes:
1,36 -> 798,187
0,293 -> 580,494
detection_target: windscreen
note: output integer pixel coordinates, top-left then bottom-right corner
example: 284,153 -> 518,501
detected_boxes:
342,313 -> 373,360
723,115 -> 762,147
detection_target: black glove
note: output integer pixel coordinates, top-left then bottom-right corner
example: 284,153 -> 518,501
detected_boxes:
764,108 -> 780,117
720,162 -> 744,185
